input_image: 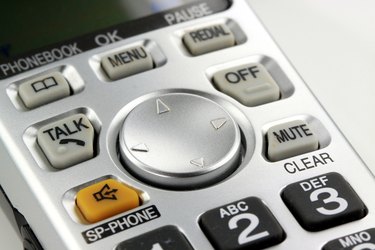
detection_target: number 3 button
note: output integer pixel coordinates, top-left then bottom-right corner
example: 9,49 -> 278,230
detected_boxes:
200,197 -> 285,250
282,172 -> 367,231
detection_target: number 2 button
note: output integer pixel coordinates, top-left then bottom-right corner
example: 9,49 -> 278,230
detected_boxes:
282,172 -> 367,231
200,197 -> 285,250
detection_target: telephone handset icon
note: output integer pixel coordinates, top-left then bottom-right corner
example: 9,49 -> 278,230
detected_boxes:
59,138 -> 85,147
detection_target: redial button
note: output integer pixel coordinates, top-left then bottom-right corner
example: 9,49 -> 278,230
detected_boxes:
183,23 -> 236,55
37,114 -> 95,169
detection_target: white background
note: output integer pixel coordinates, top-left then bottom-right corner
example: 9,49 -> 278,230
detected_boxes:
1,0 -> 375,248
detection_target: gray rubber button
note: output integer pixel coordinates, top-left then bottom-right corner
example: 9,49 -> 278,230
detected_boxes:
18,72 -> 70,109
101,45 -> 153,80
37,114 -> 95,169
119,93 -> 242,189
213,63 -> 280,106
267,120 -> 319,161
183,23 -> 235,55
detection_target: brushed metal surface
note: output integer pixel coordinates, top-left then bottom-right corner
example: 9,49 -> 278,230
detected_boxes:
119,93 -> 242,189
0,0 -> 374,249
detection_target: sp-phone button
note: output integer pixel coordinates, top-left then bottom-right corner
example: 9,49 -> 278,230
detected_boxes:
76,179 -> 140,223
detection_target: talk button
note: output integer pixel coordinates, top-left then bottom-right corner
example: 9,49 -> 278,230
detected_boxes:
37,113 -> 95,169
76,179 -> 140,223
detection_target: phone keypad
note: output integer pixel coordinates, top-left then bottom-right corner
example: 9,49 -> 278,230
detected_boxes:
3,10 -> 373,249
282,172 -> 367,231
37,113 -> 95,169
200,197 -> 285,250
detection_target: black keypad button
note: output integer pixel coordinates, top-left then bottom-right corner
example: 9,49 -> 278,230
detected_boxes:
282,172 -> 367,231
116,225 -> 193,250
323,228 -> 375,250
200,197 -> 285,250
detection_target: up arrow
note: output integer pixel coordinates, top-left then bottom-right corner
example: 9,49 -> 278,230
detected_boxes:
211,118 -> 227,130
190,157 -> 205,167
131,143 -> 149,152
156,99 -> 170,115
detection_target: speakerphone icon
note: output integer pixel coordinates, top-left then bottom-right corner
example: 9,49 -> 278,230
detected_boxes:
93,184 -> 118,201
76,179 -> 140,223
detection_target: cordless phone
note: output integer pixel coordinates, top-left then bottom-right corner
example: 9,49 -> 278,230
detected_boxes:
1,1 -> 375,249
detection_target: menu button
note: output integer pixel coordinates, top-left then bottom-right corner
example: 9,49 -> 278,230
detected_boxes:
101,45 -> 153,80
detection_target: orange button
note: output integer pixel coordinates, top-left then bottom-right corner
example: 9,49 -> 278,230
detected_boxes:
76,179 -> 140,223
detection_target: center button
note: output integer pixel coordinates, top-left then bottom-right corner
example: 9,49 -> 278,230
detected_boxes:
119,93 -> 242,189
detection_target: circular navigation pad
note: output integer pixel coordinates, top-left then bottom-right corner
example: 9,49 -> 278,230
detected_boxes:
119,93 -> 242,189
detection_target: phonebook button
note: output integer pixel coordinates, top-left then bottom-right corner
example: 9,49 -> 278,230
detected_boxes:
76,179 -> 140,224
37,113 -> 95,169
18,71 -> 70,109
